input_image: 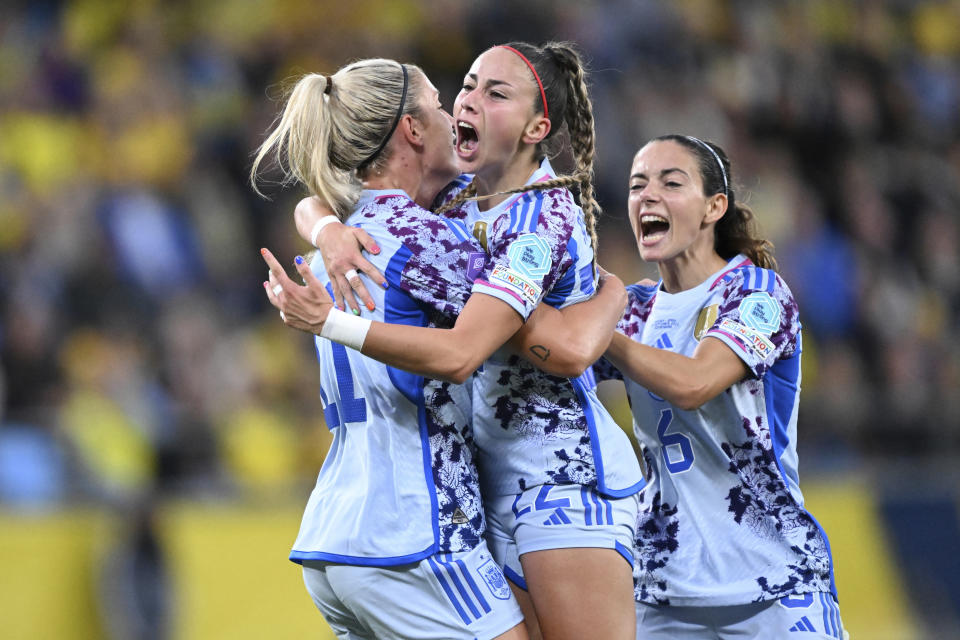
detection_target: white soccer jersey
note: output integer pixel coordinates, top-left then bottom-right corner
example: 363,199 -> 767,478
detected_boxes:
595,255 -> 836,606
443,160 -> 645,500
290,190 -> 489,566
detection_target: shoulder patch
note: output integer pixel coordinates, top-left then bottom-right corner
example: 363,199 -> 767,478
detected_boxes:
466,252 -> 486,282
507,233 -> 551,279
738,292 -> 780,335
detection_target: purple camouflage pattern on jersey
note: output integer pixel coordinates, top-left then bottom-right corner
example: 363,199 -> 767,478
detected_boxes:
707,268 -> 800,377
722,417 -> 831,600
634,444 -> 680,605
424,379 -> 484,550
607,264 -> 832,604
476,187 -> 577,318
492,359 -> 594,490
463,183 -> 623,496
359,195 -> 473,325
592,283 -> 657,382
356,193 -> 485,553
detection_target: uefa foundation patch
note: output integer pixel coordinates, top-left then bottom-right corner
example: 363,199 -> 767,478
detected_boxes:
718,318 -> 775,358
489,265 -> 542,305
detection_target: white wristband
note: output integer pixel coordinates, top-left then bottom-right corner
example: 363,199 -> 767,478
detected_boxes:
310,215 -> 342,247
320,307 -> 372,351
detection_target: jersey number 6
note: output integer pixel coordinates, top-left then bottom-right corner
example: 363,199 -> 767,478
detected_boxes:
656,409 -> 694,474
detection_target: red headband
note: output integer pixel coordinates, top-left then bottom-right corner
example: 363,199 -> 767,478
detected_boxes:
498,45 -> 548,119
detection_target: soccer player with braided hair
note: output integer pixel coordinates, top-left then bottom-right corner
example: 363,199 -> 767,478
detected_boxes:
253,58 -> 535,640
270,42 -> 643,640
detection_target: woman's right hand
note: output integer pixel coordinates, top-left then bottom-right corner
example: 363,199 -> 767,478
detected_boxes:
261,247 -> 335,336
294,196 -> 387,314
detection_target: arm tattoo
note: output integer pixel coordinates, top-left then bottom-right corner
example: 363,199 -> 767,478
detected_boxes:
529,344 -> 551,362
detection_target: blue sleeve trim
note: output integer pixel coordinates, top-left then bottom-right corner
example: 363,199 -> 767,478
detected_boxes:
441,217 -> 472,243
736,266 -> 777,293
578,262 -> 595,297
506,192 -> 544,234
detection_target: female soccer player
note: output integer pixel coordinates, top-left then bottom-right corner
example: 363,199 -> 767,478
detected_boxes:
268,43 -> 643,640
596,135 -> 846,639
252,58 -> 621,640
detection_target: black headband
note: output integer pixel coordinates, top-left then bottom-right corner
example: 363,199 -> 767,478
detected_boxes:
685,136 -> 728,196
358,64 -> 408,170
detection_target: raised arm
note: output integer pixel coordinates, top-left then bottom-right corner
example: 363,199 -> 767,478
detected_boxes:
603,332 -> 748,411
508,269 -> 627,378
294,196 -> 387,314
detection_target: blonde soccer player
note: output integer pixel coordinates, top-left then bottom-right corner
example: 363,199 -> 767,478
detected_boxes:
271,43 -> 644,640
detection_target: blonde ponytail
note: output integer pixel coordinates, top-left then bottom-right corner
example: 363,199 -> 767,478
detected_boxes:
251,60 -> 423,218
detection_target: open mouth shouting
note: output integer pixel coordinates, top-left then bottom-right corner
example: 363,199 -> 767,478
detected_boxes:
456,120 -> 479,157
639,213 -> 670,244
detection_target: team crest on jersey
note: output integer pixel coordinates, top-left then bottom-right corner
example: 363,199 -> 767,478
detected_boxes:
719,318 -> 774,358
477,558 -> 512,600
694,304 -> 719,341
489,264 -> 542,305
506,234 -> 551,279
738,292 -> 780,335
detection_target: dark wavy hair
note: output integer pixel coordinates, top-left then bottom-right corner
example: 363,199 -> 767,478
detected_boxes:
653,135 -> 777,270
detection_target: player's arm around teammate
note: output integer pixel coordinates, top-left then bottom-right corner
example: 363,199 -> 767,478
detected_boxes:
290,194 -> 627,379
601,135 -> 845,639
252,59 -> 529,640
266,42 -> 642,640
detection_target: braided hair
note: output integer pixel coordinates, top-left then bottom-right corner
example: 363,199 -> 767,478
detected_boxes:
437,42 -> 601,257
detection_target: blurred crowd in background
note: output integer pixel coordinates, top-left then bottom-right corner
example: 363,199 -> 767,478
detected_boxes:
1,0 -> 959,512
